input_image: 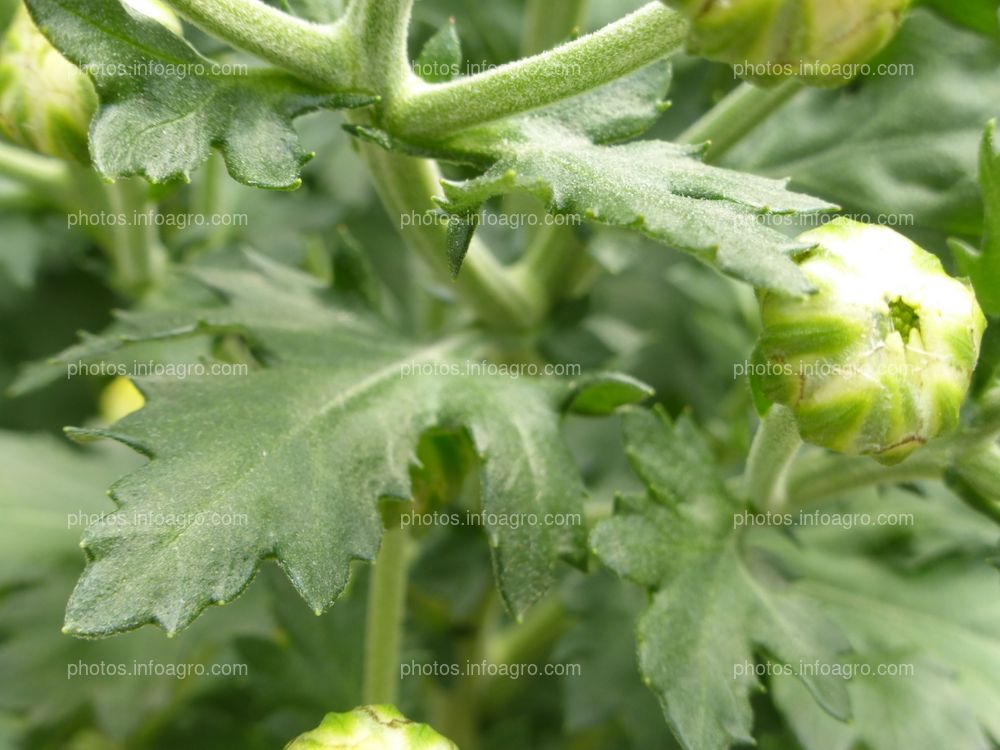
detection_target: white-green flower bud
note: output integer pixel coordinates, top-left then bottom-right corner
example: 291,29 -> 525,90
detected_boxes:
661,0 -> 910,86
0,5 -> 97,162
0,1 -> 179,163
753,218 -> 986,465
284,705 -> 459,750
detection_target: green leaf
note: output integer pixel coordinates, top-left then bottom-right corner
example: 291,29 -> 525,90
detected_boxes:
415,18 -> 462,83
566,372 -> 655,416
351,62 -> 836,295
725,10 -> 1000,246
25,0 -> 373,189
952,120 -> 1000,316
591,406 -> 850,750
757,489 -> 1000,750
918,0 -> 1000,37
55,255 -> 648,636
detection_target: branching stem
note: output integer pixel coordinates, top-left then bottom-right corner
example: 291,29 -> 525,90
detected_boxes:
161,0 -> 357,88
383,3 -> 688,138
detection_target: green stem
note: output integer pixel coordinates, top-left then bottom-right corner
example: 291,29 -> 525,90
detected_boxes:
363,506 -> 410,705
521,0 -> 589,55
160,0 -> 356,88
787,450 -> 948,506
102,179 -> 167,297
0,141 -> 73,195
350,135 -> 547,330
485,594 -> 568,668
384,2 -> 688,138
677,80 -> 803,163
512,223 -> 596,310
744,405 -> 802,510
346,0 -> 413,94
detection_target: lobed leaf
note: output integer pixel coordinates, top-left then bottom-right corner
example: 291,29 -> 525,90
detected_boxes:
53,255 -> 647,636
26,0 -> 373,188
591,407 -> 850,750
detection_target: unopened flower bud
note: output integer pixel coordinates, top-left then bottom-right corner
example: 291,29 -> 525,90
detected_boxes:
284,705 -> 459,750
661,0 -> 910,86
0,6 -> 97,162
753,218 -> 986,465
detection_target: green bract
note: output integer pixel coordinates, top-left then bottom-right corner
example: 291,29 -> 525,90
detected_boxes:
285,705 -> 458,750
661,0 -> 910,86
0,5 -> 96,162
754,218 -> 986,464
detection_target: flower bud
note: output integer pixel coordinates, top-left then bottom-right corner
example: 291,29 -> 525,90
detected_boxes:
0,6 -> 97,163
661,0 -> 910,86
753,218 -> 986,465
284,705 -> 458,750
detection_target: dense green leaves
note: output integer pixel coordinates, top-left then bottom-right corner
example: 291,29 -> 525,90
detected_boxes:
25,0 -> 372,188
51,255 -> 643,636
591,407 -> 849,750
354,62 -> 836,295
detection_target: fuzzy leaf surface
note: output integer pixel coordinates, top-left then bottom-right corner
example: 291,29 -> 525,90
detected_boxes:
58,256 -> 641,636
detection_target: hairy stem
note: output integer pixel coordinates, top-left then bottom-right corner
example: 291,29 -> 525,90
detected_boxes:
677,80 -> 803,163
384,2 -> 688,138
744,405 -> 802,510
160,0 -> 357,88
346,0 -> 413,94
512,223 -> 597,311
787,450 -> 947,505
363,506 -> 410,705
